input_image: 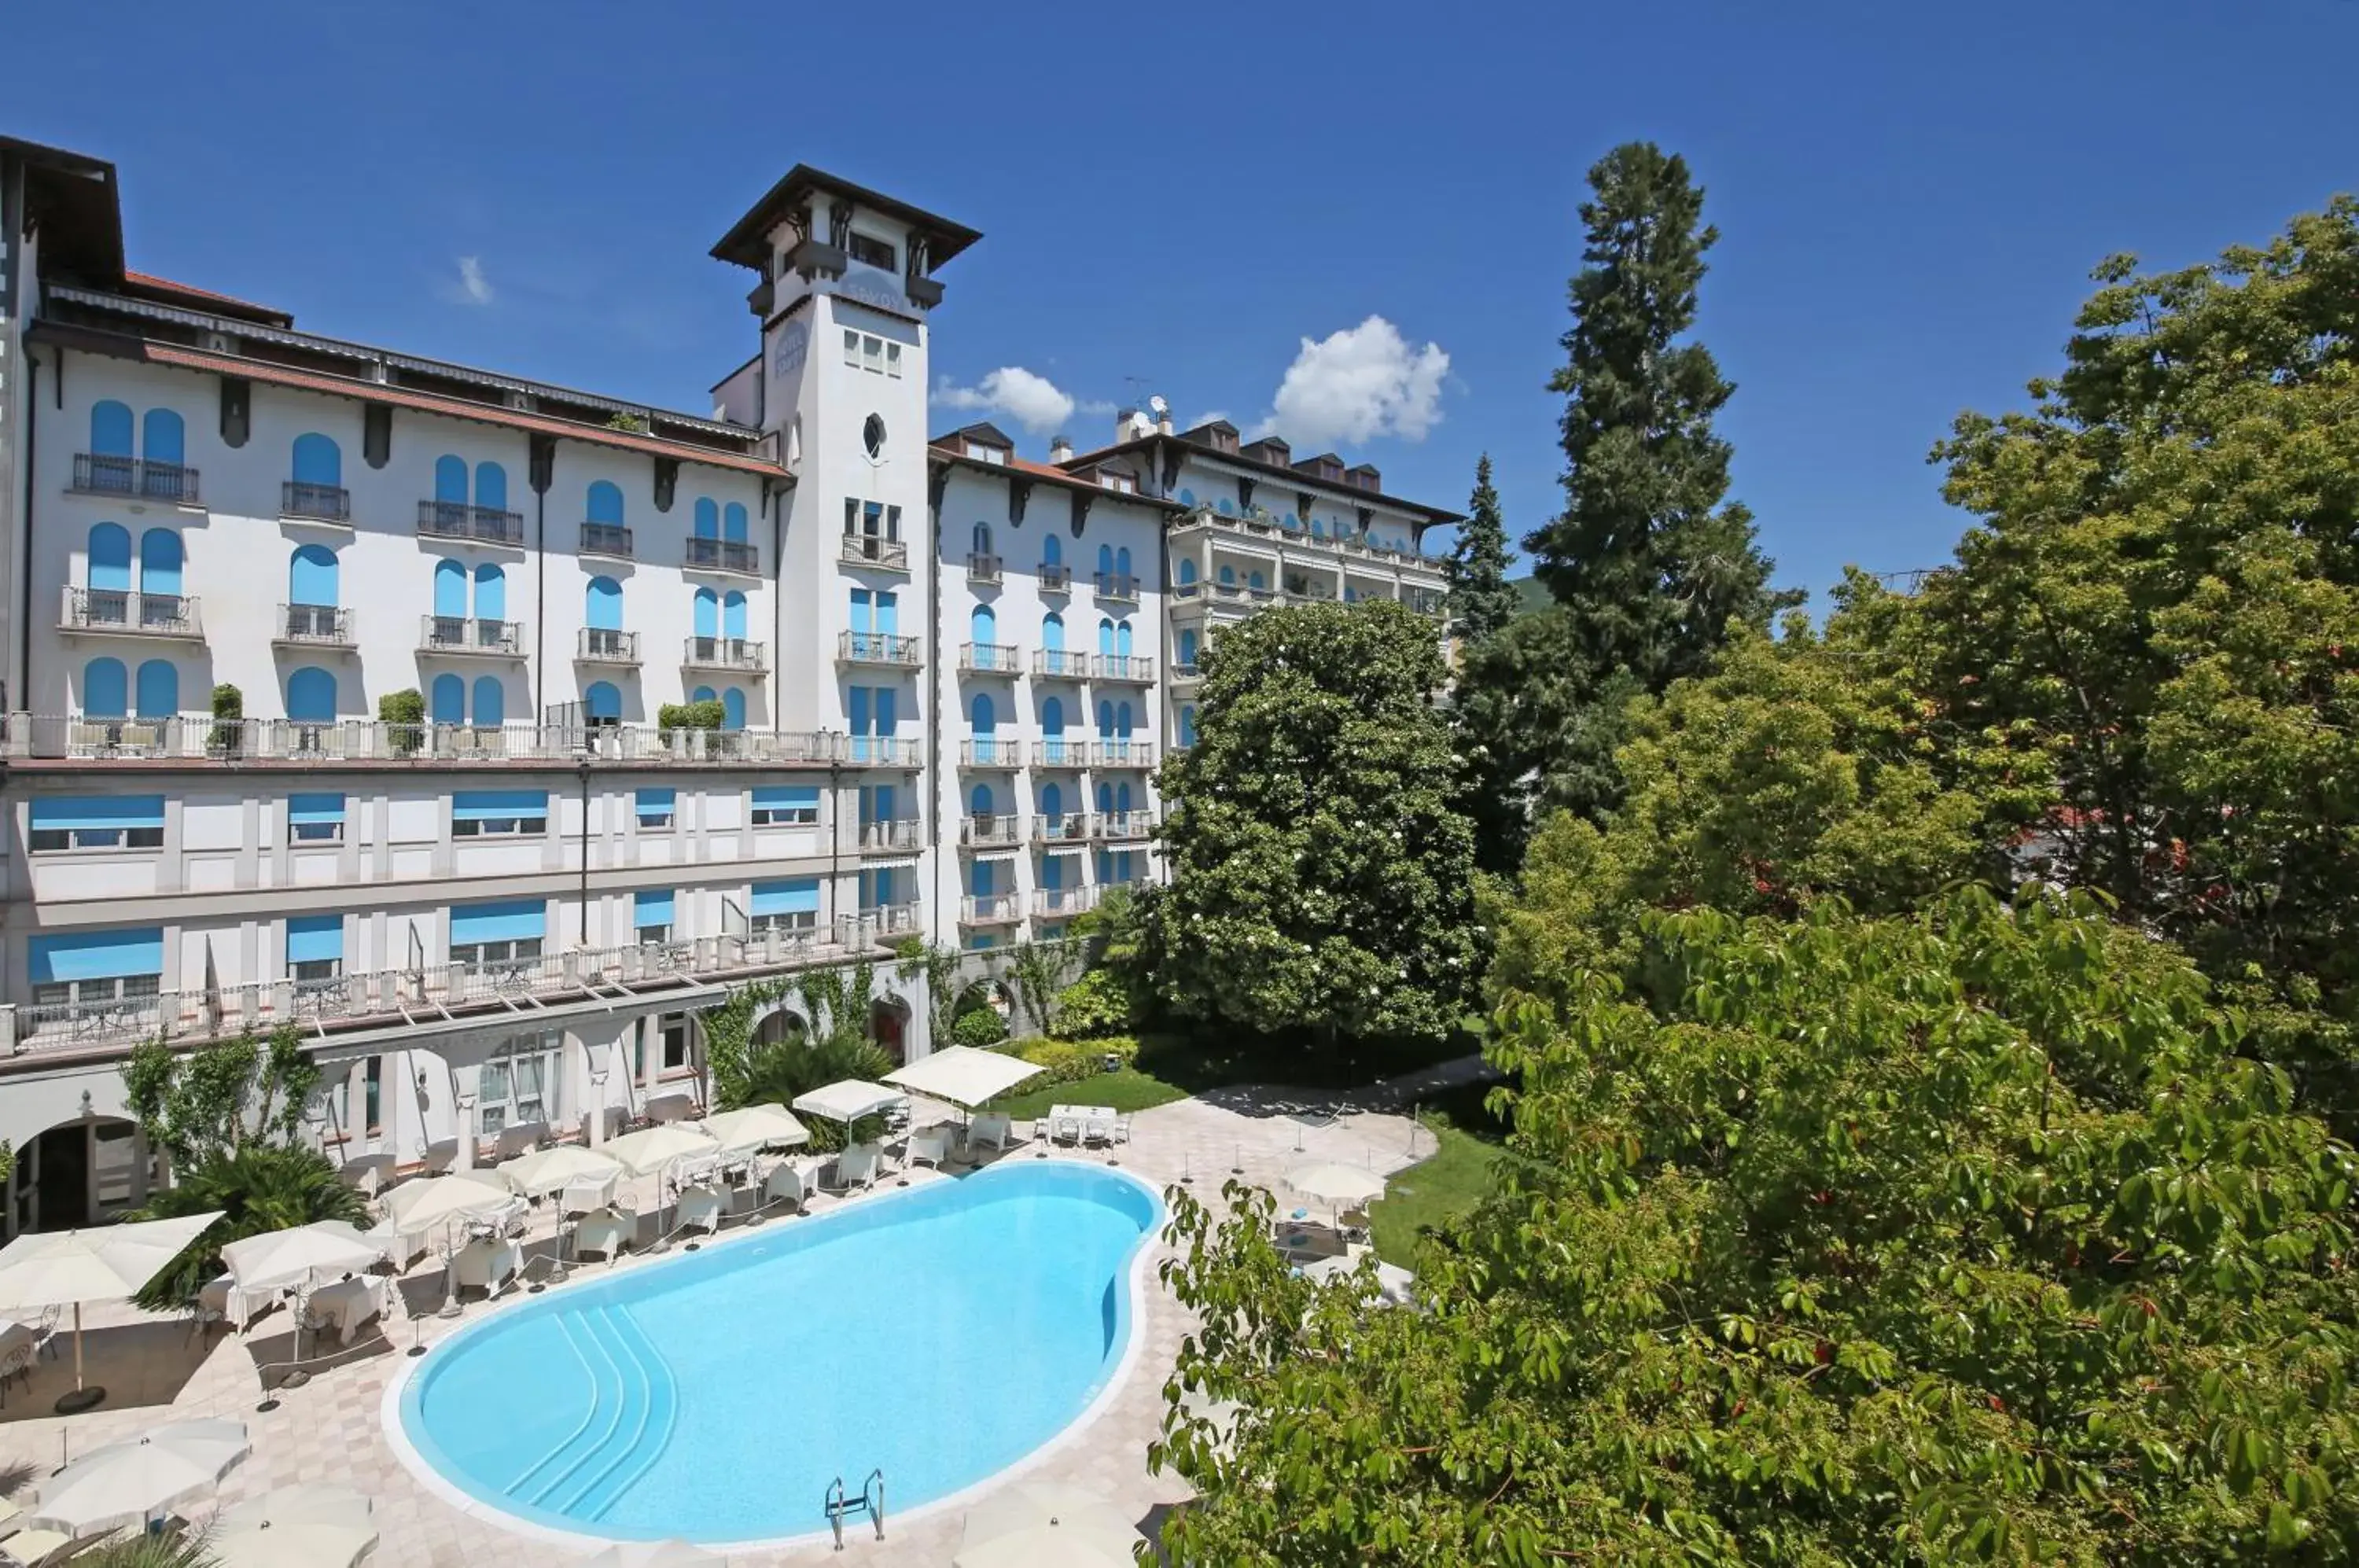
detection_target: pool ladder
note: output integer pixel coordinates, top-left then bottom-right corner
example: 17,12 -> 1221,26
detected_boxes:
824,1469 -> 885,1551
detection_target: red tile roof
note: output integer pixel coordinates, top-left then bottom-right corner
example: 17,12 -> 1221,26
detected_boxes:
122,271 -> 293,328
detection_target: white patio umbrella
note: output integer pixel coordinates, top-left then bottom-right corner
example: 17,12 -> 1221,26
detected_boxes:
955,1521 -> 1143,1568
219,1222 -> 381,1295
603,1123 -> 720,1178
791,1079 -> 906,1129
29,1418 -> 249,1537
1301,1253 -> 1418,1305
884,1045 -> 1044,1110
1282,1161 -> 1387,1209
0,1209 -> 223,1411
210,1483 -> 376,1568
961,1482 -> 1141,1558
695,1102 -> 811,1155
212,1482 -> 373,1533
380,1169 -> 512,1234
580,1540 -> 719,1567
498,1143 -> 622,1198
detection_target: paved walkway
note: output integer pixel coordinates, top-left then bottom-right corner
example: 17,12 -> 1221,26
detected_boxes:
0,1078 -> 1443,1566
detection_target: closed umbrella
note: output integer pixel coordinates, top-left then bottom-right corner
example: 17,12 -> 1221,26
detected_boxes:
29,1418 -> 249,1537
695,1103 -> 810,1154
961,1482 -> 1143,1560
0,1209 -> 223,1412
580,1541 -> 719,1567
219,1221 -> 381,1295
1282,1161 -> 1386,1209
603,1124 -> 719,1178
497,1143 -> 620,1198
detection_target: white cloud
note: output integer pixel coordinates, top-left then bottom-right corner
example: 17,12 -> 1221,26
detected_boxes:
1254,315 -> 1448,448
934,366 -> 1081,434
447,256 -> 494,306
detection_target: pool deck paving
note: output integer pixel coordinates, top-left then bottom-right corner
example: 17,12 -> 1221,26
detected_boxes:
0,1083 -> 1441,1566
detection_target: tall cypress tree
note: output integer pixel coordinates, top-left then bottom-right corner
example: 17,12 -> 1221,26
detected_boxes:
1445,455 -> 1534,874
1524,142 -> 1792,823
1444,455 -> 1519,645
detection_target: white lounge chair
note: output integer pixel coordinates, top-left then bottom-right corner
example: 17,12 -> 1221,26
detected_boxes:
970,1113 -> 1016,1153
833,1144 -> 880,1192
2,1526 -> 75,1567
575,1205 -> 635,1261
764,1163 -> 808,1213
675,1186 -> 727,1237
907,1130 -> 949,1169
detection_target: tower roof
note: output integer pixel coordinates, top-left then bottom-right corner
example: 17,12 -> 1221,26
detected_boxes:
711,165 -> 981,272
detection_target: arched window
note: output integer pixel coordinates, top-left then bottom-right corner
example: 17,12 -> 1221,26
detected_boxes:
1041,697 -> 1064,736
291,432 -> 340,487
474,462 -> 508,513
1180,705 -> 1198,745
1096,700 -> 1113,738
471,676 -> 505,727
693,587 -> 719,639
1097,618 -> 1114,657
473,563 -> 506,623
722,591 -> 747,640
1117,701 -> 1134,739
970,692 -> 996,734
1116,547 -> 1132,577
287,667 -> 337,723
138,530 -> 182,598
972,521 -> 992,557
969,859 -> 993,901
971,605 -> 995,645
1042,613 -> 1064,652
1041,782 -> 1064,817
1095,781 -> 1113,816
134,659 -> 178,717
586,480 -> 624,525
1179,488 -> 1196,506
1117,621 -> 1134,657
434,455 -> 468,505
432,558 -> 468,619
1043,535 -> 1062,566
1284,513 -> 1300,531
723,502 -> 748,543
1311,516 -> 1325,538
585,576 -> 623,631
87,523 -> 132,591
1178,628 -> 1198,666
90,400 -> 134,458
1216,497 -> 1234,515
83,657 -> 127,718
1176,559 -> 1198,586
694,499 -> 719,539
430,673 -> 465,725
690,685 -> 716,705
721,688 -> 746,730
290,544 -> 339,605
142,409 -> 184,468
1218,565 -> 1235,587
583,681 -> 622,722
1248,569 -> 1266,591
969,783 -> 994,818
1096,543 -> 1113,576
1116,781 -> 1133,813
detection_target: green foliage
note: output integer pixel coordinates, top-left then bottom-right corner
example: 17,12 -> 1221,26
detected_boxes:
1005,1033 -> 1140,1088
1003,940 -> 1076,1037
127,1143 -> 369,1312
737,1029 -> 894,1152
123,1026 -> 320,1170
893,939 -> 966,1039
1051,967 -> 1132,1039
1145,600 -> 1483,1055
605,411 -> 651,433
1444,454 -> 1520,646
948,1005 -> 1010,1049
377,687 -> 423,727
704,957 -> 878,1108
1447,455 -> 1535,874
657,700 -> 725,738
1157,890 -> 2359,1564
71,1533 -> 217,1568
206,682 -> 241,753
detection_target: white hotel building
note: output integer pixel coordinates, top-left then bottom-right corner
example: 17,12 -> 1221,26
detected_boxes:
0,134 -> 1455,1235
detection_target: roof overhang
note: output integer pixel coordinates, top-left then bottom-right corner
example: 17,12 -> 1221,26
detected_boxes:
712,164 -> 980,272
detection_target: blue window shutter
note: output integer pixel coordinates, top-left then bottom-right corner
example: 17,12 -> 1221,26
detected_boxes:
584,681 -> 621,720
474,462 -> 507,512
1098,619 -> 1113,657
1041,854 -> 1063,889
723,502 -> 748,543
1097,543 -> 1112,574
723,591 -> 747,639
289,793 -> 345,825
971,605 -> 995,643
451,789 -> 546,820
752,786 -> 819,811
430,674 -> 464,725
587,480 -> 624,524
848,687 -> 870,736
1042,698 -> 1063,736
875,689 -> 896,734
434,455 -> 468,504
289,544 -> 339,607
635,889 -> 675,928
968,859 -> 991,899
586,577 -> 623,631
970,693 -> 995,734
749,878 -> 819,916
31,796 -> 164,831
969,784 -> 993,816
291,432 -> 340,487
88,524 -> 132,591
472,677 -> 505,727
635,787 -> 675,815
1117,547 -> 1132,576
877,592 -> 898,636
138,530 -> 182,596
473,564 -> 506,622
83,658 -> 128,718
1040,782 -> 1062,816
721,688 -> 745,730
30,927 -> 163,983
1043,535 -> 1061,565
691,685 -> 716,705
694,587 -> 719,639
432,559 -> 467,618
694,498 -> 718,538
142,409 -> 185,466
286,915 -> 343,965
449,899 -> 545,944
134,660 -> 178,718
1117,622 -> 1133,657
1042,613 -> 1063,652
90,400 -> 134,458
848,587 -> 871,635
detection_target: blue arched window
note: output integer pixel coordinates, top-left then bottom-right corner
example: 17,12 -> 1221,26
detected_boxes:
1095,780 -> 1113,816
471,676 -> 505,727
1095,700 -> 1113,738
1097,618 -> 1114,657
1311,516 -> 1325,538
723,502 -> 748,543
1217,565 -> 1235,587
90,400 -> 134,458
1285,513 -> 1301,531
690,685 -> 716,705
1042,613 -> 1064,652
1116,781 -> 1133,813
290,544 -> 339,605
430,674 -> 465,725
1179,488 -> 1195,506
291,433 -> 340,487
134,659 -> 178,718
1041,853 -> 1063,891
694,499 -> 719,539
1117,701 -> 1134,739
1248,569 -> 1266,592
1096,543 -> 1113,576
287,667 -> 337,723
432,558 -> 467,618
139,530 -> 182,597
693,587 -> 719,639
1043,535 -> 1062,566
723,591 -> 747,639
1180,705 -> 1198,745
1176,560 -> 1198,586
969,783 -> 994,818
474,462 -> 508,513
721,688 -> 745,730
1178,628 -> 1198,666
970,692 -> 996,734
1041,781 -> 1064,817
434,455 -> 468,505
1042,697 -> 1065,736
1116,547 -> 1132,577
473,563 -> 506,622
585,576 -> 623,631
971,604 -> 995,645
583,681 -> 622,721
1117,621 -> 1134,657
83,657 -> 127,718
971,521 -> 992,556
142,409 -> 184,468
1216,497 -> 1234,515
586,480 -> 624,525
88,523 -> 132,591
969,859 -> 993,900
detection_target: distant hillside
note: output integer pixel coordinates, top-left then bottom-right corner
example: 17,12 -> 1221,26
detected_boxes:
1511,574 -> 1549,616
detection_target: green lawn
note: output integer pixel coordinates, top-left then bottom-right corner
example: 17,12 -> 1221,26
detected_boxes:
1369,1083 -> 1512,1269
989,1065 -> 1194,1121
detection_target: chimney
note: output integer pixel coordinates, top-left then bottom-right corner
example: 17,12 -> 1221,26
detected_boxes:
1049,435 -> 1075,465
1115,408 -> 1138,444
1155,399 -> 1174,436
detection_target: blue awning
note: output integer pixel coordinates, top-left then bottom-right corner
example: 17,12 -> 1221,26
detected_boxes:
752,786 -> 820,811
288,793 -> 346,826
31,928 -> 164,984
635,787 -> 675,812
450,899 -> 545,944
635,889 -> 675,927
452,790 -> 547,821
749,879 -> 819,916
31,795 -> 164,831
286,915 -> 343,964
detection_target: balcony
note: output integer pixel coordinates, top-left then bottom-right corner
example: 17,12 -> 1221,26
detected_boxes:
683,636 -> 768,672
685,537 -> 760,575
959,813 -> 1021,848
837,631 -> 922,668
1407,589 -> 1448,617
1033,885 -> 1098,919
420,615 -> 525,657
845,735 -> 923,767
72,454 -> 200,505
274,602 -> 355,648
857,818 -> 922,854
1032,648 -> 1091,682
959,642 -> 1020,676
959,893 -> 1021,927
1033,811 -> 1092,845
418,500 -> 525,547
1176,503 -> 1444,580
576,628 -> 641,666
1038,561 -> 1073,593
60,587 -> 204,640
1095,654 -> 1156,684
839,904 -> 922,948
282,481 -> 350,524
1097,810 -> 1155,841
960,738 -> 1025,768
1093,572 -> 1140,603
840,536 -> 910,572
1095,740 -> 1154,769
580,522 -> 635,559
1033,737 -> 1087,769
1170,663 -> 1202,686
0,712 -> 856,767
966,552 -> 1002,584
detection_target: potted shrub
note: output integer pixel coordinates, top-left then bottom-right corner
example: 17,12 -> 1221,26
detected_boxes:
207,683 -> 242,756
378,688 -> 425,756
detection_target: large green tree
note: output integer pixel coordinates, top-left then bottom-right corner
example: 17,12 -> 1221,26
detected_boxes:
1445,455 -> 1536,874
1143,600 -> 1481,1055
1519,141 -> 1794,823
1155,891 -> 2359,1564
1443,454 -> 1520,645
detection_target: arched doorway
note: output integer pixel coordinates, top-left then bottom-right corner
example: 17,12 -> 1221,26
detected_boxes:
750,1006 -> 808,1049
15,1116 -> 148,1235
870,997 -> 911,1066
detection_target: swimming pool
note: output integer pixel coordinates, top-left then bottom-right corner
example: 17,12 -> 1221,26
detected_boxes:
392,1161 -> 1161,1546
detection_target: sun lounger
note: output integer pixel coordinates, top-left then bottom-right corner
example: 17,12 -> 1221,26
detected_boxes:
2,1526 -> 75,1566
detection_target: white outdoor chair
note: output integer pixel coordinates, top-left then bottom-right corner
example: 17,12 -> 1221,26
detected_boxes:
364,1214 -> 426,1271
575,1206 -> 635,1262
833,1144 -> 880,1192
907,1130 -> 949,1170
970,1113 -> 1015,1153
560,1176 -> 618,1220
1083,1113 -> 1115,1147
764,1162 -> 808,1214
675,1186 -> 728,1237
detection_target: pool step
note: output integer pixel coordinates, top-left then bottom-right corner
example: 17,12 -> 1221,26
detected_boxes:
506,1311 -> 628,1504
569,1305 -> 681,1519
517,1307 -> 662,1513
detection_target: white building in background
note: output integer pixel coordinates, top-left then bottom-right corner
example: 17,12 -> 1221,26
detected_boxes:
0,134 -> 1454,1235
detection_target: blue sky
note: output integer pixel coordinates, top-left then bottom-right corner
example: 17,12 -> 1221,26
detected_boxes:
11,1 -> 2354,601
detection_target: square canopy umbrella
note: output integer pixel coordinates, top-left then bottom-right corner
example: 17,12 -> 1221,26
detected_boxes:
884,1046 -> 1045,1111
0,1209 -> 224,1412
791,1079 -> 907,1129
219,1221 -> 381,1297
30,1417 -> 249,1536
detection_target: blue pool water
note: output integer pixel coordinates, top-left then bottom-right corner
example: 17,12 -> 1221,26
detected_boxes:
396,1162 -> 1160,1544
